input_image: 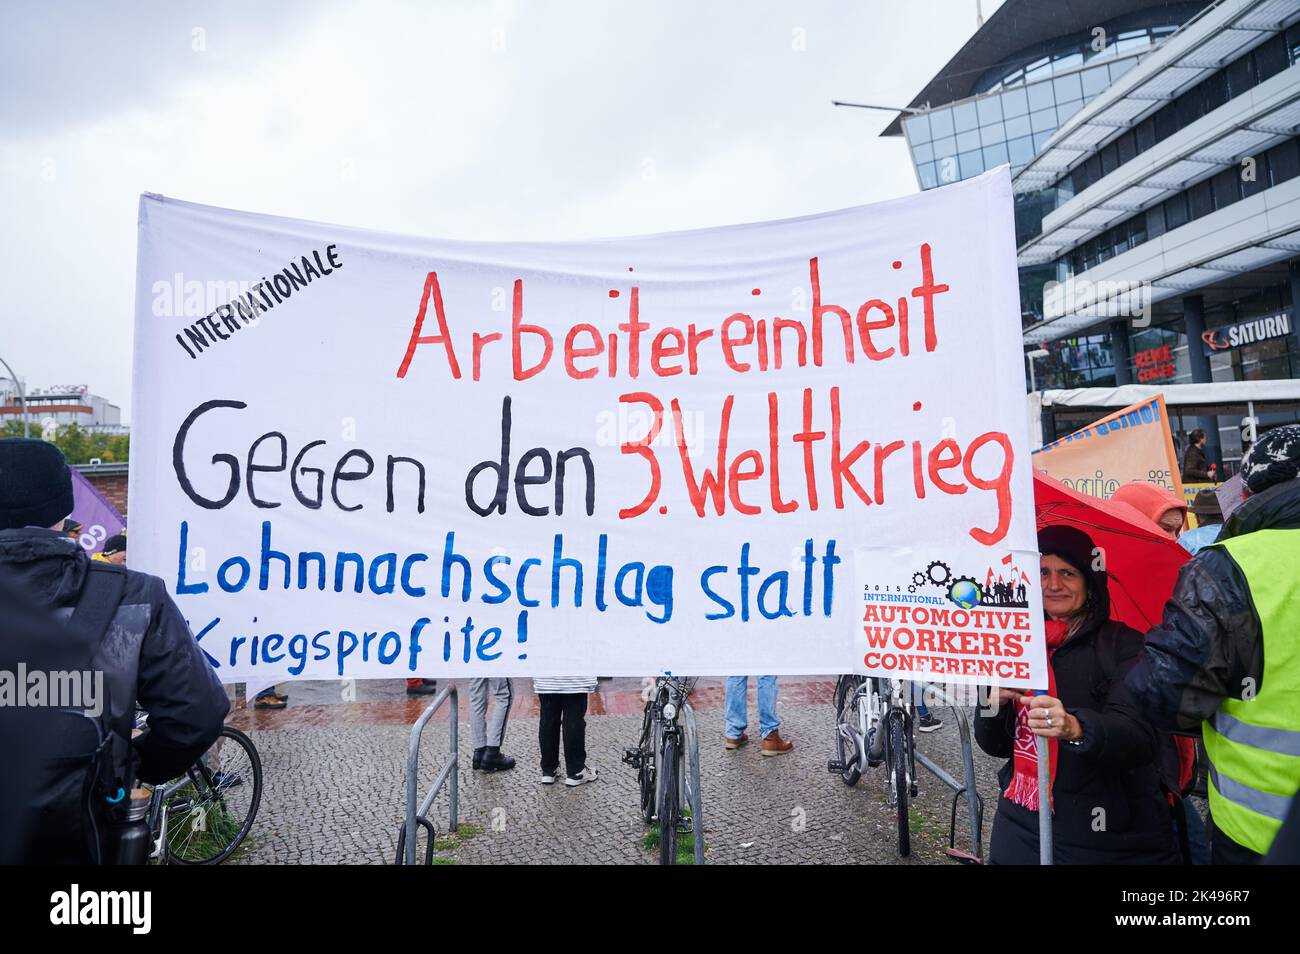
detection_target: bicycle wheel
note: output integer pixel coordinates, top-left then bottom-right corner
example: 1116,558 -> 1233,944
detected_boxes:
164,725 -> 262,865
889,712 -> 910,857
833,676 -> 862,787
638,711 -> 657,823
657,732 -> 679,865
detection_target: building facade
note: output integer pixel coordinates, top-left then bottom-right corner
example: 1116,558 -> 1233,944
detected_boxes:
885,0 -> 1300,471
0,383 -> 125,433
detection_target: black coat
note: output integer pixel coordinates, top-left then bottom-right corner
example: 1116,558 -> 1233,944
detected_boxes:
1181,443 -> 1212,482
0,528 -> 229,785
976,618 -> 1180,864
1128,478 -> 1300,732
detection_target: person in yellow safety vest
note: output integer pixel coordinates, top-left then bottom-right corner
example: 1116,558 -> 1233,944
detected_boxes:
1128,424 -> 1300,864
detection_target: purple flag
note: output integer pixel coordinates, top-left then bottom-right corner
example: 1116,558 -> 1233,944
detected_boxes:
70,467 -> 126,554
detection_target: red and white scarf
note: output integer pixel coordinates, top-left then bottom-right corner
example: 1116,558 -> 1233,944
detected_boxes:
1003,619 -> 1070,813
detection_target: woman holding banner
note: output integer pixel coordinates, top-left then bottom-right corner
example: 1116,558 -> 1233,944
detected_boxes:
975,525 -> 1180,864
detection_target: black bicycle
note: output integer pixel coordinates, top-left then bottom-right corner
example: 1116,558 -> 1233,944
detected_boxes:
829,674 -> 917,856
622,676 -> 700,864
148,724 -> 263,864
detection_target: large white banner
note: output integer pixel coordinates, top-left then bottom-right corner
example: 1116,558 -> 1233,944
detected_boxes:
130,168 -> 1046,686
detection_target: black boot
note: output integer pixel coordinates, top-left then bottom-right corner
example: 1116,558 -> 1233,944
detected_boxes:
480,746 -> 516,772
472,747 -> 486,770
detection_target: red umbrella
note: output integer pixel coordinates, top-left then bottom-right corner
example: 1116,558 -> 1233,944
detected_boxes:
1033,470 -> 1189,632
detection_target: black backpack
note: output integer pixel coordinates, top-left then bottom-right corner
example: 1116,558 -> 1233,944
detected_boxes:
23,563 -> 132,864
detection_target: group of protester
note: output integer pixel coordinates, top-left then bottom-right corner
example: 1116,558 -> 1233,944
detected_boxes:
978,425 -> 1300,864
2,426 -> 1298,864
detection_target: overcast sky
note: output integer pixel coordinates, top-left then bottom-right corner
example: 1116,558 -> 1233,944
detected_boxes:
0,0 -> 1002,420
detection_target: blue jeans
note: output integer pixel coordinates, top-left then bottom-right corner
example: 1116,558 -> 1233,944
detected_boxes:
725,676 -> 779,739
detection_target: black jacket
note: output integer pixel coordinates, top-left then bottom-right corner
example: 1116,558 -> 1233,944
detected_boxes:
1127,478 -> 1300,732
976,619 -> 1179,864
0,528 -> 229,785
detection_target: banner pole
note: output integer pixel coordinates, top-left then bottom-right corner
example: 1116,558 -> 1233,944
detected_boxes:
1034,686 -> 1053,864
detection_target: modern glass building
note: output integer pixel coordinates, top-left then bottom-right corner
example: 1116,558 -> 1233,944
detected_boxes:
883,0 -> 1300,471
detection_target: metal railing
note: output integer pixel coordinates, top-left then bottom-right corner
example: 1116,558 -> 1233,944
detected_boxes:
912,682 -> 986,863
397,685 -> 459,865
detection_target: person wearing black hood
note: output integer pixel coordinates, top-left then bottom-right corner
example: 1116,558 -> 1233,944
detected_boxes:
1128,424 -> 1300,864
0,438 -> 229,862
975,524 -> 1180,864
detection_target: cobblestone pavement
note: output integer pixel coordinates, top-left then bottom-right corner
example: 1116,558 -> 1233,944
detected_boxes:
230,678 -> 1001,864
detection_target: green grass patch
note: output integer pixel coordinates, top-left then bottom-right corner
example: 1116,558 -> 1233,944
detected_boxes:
640,815 -> 704,865
433,821 -> 484,853
163,789 -> 253,863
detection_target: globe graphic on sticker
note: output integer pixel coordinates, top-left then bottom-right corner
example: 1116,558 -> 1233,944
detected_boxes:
948,579 -> 981,609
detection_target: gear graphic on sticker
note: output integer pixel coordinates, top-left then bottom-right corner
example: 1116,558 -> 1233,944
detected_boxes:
911,571 -> 927,587
907,584 -> 917,593
947,575 -> 983,609
925,560 -> 952,586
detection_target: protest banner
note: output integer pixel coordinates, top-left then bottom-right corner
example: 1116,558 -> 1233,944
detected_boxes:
69,467 -> 126,554
128,168 -> 1045,685
1032,395 -> 1183,500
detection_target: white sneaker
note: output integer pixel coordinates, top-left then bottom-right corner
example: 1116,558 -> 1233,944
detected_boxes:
564,765 -> 599,787
540,770 -> 557,785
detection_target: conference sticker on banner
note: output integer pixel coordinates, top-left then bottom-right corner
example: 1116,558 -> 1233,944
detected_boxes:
1032,395 -> 1183,500
128,167 -> 1046,687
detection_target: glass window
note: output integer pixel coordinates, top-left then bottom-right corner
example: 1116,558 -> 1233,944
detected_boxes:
1268,139 -> 1300,186
1108,59 -> 1136,82
1116,32 -> 1148,53
936,155 -> 961,184
1007,135 -> 1035,165
1116,131 -> 1136,165
1202,72 -> 1229,113
1099,142 -> 1119,175
1057,99 -> 1082,124
1004,113 -> 1031,139
1165,193 -> 1190,230
912,141 -> 934,164
1254,34 -> 1288,83
1030,107 -> 1057,133
980,121 -> 1007,147
1053,73 -> 1082,103
918,162 -> 938,190
1001,86 -> 1029,118
1055,51 -> 1083,72
959,149 -> 984,179
1027,80 -> 1055,112
953,101 -> 979,132
1081,65 -> 1110,99
931,135 -> 957,159
1154,105 -> 1178,141
1032,130 -> 1053,152
1024,56 -> 1051,81
1226,55 -> 1256,98
1212,168 -> 1240,208
956,128 -> 981,152
976,96 -> 1002,126
1135,117 -> 1156,152
903,113 -> 931,144
928,108 -> 954,139
982,141 -> 1010,168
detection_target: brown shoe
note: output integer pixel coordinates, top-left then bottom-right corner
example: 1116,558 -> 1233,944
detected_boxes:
760,731 -> 793,756
724,732 -> 749,750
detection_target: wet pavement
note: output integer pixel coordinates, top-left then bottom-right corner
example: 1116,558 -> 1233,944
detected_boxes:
229,677 -> 1002,864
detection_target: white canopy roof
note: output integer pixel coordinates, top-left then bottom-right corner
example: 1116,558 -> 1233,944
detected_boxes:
1040,380 -> 1300,408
